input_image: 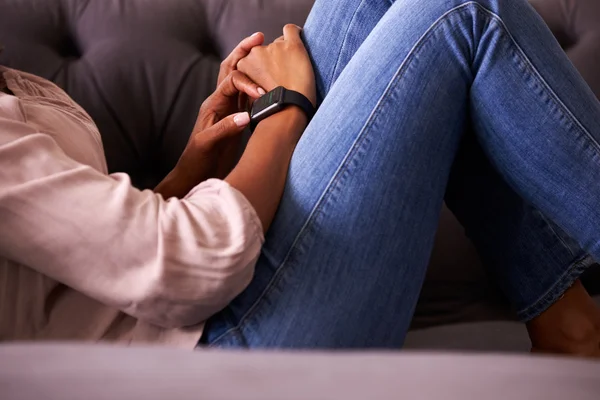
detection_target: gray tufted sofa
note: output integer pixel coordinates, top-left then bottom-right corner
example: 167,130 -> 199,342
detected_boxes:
0,0 -> 599,351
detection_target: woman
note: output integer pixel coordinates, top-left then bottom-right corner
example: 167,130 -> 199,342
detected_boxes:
1,0 -> 599,355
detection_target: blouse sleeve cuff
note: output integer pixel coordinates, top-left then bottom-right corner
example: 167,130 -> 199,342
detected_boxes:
185,179 -> 265,245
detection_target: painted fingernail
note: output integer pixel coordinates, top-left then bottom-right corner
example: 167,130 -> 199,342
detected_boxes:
234,112 -> 251,127
257,87 -> 267,95
251,32 -> 260,37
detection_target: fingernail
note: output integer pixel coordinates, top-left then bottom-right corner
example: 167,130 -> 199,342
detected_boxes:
257,87 -> 267,95
251,32 -> 260,37
234,112 -> 251,127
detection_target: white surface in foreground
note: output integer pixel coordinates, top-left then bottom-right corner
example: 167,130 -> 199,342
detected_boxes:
1,343 -> 599,400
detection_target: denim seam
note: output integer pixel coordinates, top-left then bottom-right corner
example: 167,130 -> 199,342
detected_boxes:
207,3 -> 487,347
472,4 -> 600,154
536,209 -> 576,258
516,254 -> 594,321
329,0 -> 367,92
472,3 -> 600,319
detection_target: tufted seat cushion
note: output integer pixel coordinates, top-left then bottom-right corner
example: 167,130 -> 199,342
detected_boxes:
0,0 -> 599,331
0,0 -> 313,189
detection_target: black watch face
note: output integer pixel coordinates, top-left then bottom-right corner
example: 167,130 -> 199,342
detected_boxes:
251,86 -> 285,119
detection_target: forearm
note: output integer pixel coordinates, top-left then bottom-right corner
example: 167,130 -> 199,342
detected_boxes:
226,107 -> 307,233
154,170 -> 192,199
0,132 -> 263,328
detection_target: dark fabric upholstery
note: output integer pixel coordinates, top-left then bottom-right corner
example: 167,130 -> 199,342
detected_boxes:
0,0 -> 312,189
420,0 -> 600,324
0,0 -> 598,329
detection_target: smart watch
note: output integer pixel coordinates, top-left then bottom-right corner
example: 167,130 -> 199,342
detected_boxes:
250,86 -> 315,130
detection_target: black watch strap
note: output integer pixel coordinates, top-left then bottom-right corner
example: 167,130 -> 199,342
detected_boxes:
282,88 -> 315,121
249,86 -> 316,132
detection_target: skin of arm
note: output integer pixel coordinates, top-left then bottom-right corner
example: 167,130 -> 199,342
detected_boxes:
227,24 -> 317,233
225,107 -> 308,233
157,24 -> 315,234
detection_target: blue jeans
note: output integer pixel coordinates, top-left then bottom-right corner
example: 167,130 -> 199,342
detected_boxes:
201,0 -> 599,349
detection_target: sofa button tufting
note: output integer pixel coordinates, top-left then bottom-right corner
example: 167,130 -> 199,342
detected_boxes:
58,34 -> 82,60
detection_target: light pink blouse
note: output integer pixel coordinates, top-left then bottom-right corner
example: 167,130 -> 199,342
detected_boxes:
0,67 -> 264,348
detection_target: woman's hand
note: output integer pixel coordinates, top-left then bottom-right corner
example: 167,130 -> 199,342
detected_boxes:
237,24 -> 317,107
223,25 -> 316,232
155,33 -> 266,199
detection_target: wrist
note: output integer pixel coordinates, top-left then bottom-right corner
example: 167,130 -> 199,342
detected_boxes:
226,107 -> 306,233
253,106 -> 308,142
154,169 -> 193,199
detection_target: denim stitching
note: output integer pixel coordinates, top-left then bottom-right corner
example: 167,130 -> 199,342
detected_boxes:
456,2 -> 600,321
474,1 -> 600,322
328,0 -> 367,93
472,4 -> 600,154
517,254 -> 594,321
208,3 -> 481,347
211,1 -> 600,346
535,208 -> 576,258
330,0 -> 398,87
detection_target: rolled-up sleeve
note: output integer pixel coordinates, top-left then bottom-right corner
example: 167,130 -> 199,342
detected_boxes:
0,128 -> 264,329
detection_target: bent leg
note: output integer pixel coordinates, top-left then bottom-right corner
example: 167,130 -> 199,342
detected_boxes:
204,0 -> 600,349
302,0 -> 394,102
446,131 -> 594,321
307,0 -> 595,324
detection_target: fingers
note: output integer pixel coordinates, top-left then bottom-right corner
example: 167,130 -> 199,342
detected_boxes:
218,70 -> 265,99
218,32 -> 265,86
283,24 -> 303,45
196,70 -> 262,133
202,112 -> 251,144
